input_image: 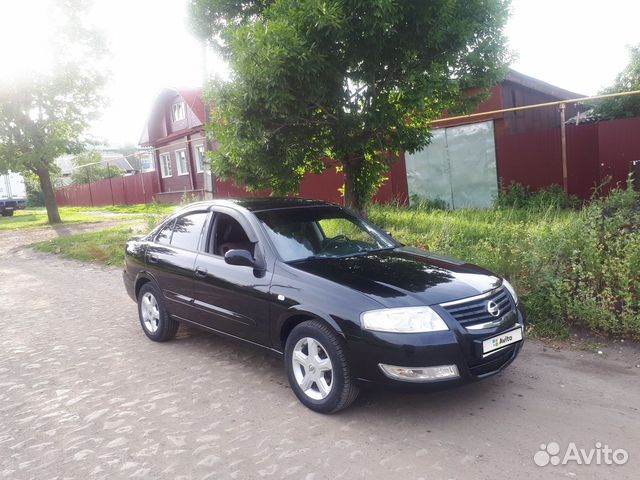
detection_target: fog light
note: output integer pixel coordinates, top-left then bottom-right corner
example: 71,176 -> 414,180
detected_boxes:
378,363 -> 459,382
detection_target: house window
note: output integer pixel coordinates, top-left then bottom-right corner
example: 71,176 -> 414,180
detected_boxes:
172,102 -> 186,122
160,153 -> 172,178
175,149 -> 189,176
195,144 -> 205,173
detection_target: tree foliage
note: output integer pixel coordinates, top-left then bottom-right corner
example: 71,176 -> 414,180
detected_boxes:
190,0 -> 511,214
70,151 -> 120,185
0,0 -> 106,223
593,44 -> 640,120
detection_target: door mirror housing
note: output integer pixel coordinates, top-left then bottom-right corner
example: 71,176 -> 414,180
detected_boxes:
224,249 -> 256,268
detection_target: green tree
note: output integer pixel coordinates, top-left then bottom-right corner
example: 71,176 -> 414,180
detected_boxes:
0,0 -> 106,224
593,44 -> 640,120
190,0 -> 511,215
70,151 -> 120,185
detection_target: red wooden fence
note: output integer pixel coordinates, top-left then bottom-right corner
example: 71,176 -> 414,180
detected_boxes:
56,171 -> 161,207
55,156 -> 409,207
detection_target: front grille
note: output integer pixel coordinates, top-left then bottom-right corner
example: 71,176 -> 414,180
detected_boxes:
441,287 -> 514,327
2,200 -> 17,208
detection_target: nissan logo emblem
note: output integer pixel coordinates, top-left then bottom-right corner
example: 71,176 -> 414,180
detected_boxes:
487,300 -> 501,317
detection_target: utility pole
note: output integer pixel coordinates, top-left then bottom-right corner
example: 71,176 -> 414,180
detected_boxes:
559,103 -> 568,196
202,40 -> 215,200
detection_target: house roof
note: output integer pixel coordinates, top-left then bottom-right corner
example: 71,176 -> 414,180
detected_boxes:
505,69 -> 585,100
139,87 -> 205,147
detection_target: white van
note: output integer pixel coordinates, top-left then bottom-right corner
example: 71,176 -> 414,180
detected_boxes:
0,172 -> 27,217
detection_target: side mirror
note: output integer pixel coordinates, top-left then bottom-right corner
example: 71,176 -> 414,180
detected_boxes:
224,249 -> 256,268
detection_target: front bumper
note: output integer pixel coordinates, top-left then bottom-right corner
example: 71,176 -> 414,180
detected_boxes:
347,307 -> 525,390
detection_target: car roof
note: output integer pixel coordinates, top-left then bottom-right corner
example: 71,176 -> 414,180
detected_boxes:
185,197 -> 340,213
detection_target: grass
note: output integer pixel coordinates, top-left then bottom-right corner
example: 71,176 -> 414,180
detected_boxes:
0,203 -> 179,231
0,210 -> 107,230
60,203 -> 178,215
33,226 -> 139,266
370,204 -> 578,281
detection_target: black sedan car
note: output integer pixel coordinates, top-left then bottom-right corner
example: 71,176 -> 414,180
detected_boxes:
123,198 -> 524,413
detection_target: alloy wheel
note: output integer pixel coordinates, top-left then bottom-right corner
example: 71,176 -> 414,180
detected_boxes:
141,292 -> 160,333
291,337 -> 334,400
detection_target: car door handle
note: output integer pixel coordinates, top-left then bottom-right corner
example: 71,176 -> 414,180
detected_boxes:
195,266 -> 208,278
148,253 -> 158,263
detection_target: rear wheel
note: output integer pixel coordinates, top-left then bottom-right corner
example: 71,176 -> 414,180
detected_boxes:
285,320 -> 359,413
137,283 -> 179,342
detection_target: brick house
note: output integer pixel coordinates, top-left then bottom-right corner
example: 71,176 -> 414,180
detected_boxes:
139,87 -> 209,203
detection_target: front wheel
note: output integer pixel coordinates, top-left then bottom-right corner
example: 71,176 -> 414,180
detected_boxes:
285,320 -> 359,413
1,210 -> 13,217
137,283 -> 179,342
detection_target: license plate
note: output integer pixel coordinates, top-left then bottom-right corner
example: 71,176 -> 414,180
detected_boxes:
483,326 -> 523,354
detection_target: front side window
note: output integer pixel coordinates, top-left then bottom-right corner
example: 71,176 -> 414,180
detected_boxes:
195,144 -> 205,173
172,102 -> 185,122
211,213 -> 254,256
256,207 -> 396,262
170,212 -> 208,251
160,153 -> 172,177
175,149 -> 189,175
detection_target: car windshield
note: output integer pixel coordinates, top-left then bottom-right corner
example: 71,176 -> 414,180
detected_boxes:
256,206 -> 398,262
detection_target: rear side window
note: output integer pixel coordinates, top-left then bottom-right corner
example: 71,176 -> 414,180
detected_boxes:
170,212 -> 208,251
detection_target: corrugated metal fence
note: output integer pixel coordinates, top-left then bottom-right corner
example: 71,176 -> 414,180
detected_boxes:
496,116 -> 640,198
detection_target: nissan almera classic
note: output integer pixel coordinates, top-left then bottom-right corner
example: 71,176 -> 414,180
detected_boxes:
123,198 -> 524,413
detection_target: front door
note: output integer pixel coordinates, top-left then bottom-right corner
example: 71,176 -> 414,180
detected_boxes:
191,212 -> 272,345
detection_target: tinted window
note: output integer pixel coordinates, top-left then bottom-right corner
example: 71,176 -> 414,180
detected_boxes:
156,219 -> 175,245
170,212 -> 208,251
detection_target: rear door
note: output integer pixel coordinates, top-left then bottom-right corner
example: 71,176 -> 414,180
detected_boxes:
191,209 -> 273,346
145,210 -> 210,321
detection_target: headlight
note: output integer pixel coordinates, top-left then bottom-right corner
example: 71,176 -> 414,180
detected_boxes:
361,306 -> 449,333
502,279 -> 519,304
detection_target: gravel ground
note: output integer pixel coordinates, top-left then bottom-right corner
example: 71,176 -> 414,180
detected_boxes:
1,225 -> 639,480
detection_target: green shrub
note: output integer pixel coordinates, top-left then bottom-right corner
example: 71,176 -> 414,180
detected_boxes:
495,182 -> 581,210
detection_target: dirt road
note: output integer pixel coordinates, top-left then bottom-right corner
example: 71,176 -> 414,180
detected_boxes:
1,226 -> 638,479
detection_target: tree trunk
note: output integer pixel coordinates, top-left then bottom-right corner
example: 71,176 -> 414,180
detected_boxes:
37,168 -> 62,224
343,158 -> 368,218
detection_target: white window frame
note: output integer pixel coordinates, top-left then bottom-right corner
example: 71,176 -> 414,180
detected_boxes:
195,144 -> 205,173
159,153 -> 172,178
172,102 -> 186,122
175,149 -> 189,176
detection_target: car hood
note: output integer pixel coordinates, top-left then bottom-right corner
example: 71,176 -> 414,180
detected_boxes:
291,247 -> 501,308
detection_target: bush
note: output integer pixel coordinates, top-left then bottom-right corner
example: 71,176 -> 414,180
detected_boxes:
495,182 -> 581,210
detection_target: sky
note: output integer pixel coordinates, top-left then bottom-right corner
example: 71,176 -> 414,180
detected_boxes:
0,0 -> 639,147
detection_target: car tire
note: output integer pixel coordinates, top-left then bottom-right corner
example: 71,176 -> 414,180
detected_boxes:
1,210 -> 13,217
285,320 -> 359,413
137,283 -> 179,342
